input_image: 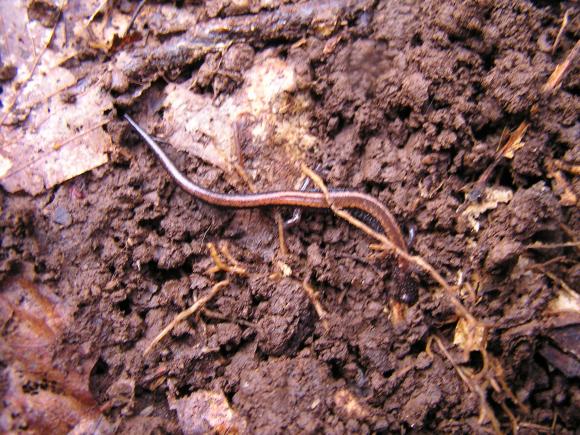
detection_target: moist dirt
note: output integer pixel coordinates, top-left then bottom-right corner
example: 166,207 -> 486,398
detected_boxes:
1,1 -> 579,433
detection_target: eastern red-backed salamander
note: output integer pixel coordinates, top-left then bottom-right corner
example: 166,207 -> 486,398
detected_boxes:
124,114 -> 418,304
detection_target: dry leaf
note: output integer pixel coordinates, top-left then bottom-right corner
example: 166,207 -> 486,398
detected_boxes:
161,51 -> 317,180
1,0 -> 67,125
499,122 -> 528,159
1,85 -> 112,194
0,0 -> 113,195
75,1 -> 132,52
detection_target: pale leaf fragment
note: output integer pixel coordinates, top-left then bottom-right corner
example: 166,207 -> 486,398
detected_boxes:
277,261 -> 293,277
454,317 -> 488,353
161,52 -> 317,182
0,154 -> 12,178
168,390 -> 247,435
462,187 -> 513,232
499,122 -> 528,159
1,86 -> 112,195
546,290 -> 580,314
334,389 -> 369,419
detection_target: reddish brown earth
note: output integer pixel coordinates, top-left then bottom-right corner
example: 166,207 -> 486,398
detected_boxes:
1,1 -> 579,434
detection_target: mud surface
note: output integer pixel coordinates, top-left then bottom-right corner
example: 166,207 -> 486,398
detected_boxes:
1,1 -> 579,433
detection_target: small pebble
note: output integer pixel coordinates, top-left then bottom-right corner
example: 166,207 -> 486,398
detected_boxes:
53,205 -> 72,226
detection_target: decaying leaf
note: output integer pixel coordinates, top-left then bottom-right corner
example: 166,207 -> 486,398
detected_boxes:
462,187 -> 514,232
499,122 -> 528,159
0,85 -> 112,194
161,51 -> 317,182
539,312 -> 580,378
453,317 -> 488,353
545,159 -> 577,206
77,0 -> 132,52
167,390 -> 247,434
0,266 -> 106,433
334,389 -> 369,419
0,0 -> 113,195
538,340 -> 580,378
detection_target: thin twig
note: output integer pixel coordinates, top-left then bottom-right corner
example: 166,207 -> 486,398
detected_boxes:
525,241 -> 580,250
432,336 -> 502,434
559,223 -> 578,241
519,422 -> 553,434
144,279 -> 230,355
542,39 -> 580,93
302,279 -> 329,331
121,0 -> 147,39
552,9 -> 571,55
529,256 -> 570,270
276,212 -> 289,256
544,271 -> 576,296
300,164 -> 476,323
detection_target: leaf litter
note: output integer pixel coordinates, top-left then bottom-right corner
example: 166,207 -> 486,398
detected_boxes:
0,1 -> 579,434
0,0 -> 113,195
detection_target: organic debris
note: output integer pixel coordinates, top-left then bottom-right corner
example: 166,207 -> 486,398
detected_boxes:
461,187 -> 514,232
2,1 -> 578,433
0,268 -> 105,433
542,40 -> 580,93
168,390 -> 247,435
0,0 -> 112,195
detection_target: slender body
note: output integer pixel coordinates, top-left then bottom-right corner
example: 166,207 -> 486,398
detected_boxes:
123,114 -> 408,253
124,114 -> 418,303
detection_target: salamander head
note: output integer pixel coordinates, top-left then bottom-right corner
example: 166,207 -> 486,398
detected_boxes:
390,265 -> 419,305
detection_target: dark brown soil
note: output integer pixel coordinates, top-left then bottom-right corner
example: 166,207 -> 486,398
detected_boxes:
1,1 -> 579,434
